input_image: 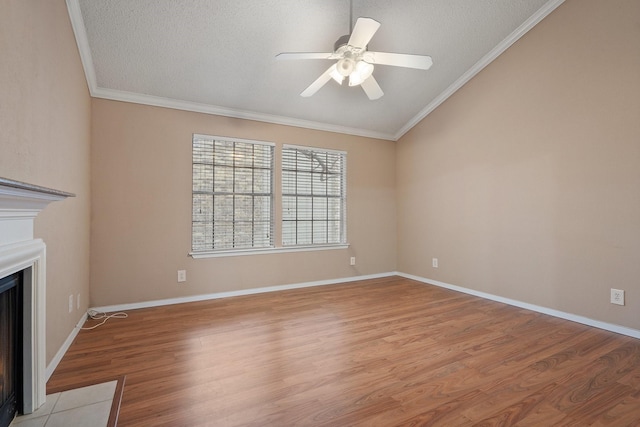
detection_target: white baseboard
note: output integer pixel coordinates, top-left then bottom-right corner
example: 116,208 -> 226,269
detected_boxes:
90,272 -> 396,314
51,271 -> 638,379
46,311 -> 88,381
396,271 -> 640,340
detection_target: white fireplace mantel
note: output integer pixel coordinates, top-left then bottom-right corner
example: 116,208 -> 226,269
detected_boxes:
0,178 -> 74,246
0,177 -> 73,414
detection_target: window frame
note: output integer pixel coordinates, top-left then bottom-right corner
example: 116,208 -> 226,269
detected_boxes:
191,134 -> 275,255
281,144 -> 347,248
189,139 -> 349,259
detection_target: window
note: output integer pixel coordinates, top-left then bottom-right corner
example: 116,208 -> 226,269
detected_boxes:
192,135 -> 274,252
282,145 -> 346,246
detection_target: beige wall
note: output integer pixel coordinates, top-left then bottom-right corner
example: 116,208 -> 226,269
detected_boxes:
2,0 -> 635,368
0,0 -> 91,363
397,0 -> 640,330
90,99 -> 396,306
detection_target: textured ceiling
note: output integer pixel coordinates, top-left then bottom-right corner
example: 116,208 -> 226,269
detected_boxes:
68,0 -> 563,140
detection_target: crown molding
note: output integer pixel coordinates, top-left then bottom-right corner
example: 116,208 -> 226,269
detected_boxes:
393,0 -> 566,141
66,0 -> 564,143
66,0 -> 393,141
91,87 -> 396,141
66,0 -> 97,96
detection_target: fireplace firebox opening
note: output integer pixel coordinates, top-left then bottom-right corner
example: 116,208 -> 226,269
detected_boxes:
0,270 -> 23,427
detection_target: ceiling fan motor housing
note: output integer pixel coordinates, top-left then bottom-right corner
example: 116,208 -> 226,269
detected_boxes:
333,34 -> 351,52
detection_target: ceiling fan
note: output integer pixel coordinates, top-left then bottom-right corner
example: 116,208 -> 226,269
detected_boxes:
276,16 -> 433,100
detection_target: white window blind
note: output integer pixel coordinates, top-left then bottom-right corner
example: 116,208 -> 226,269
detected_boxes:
282,145 -> 346,246
192,135 -> 274,252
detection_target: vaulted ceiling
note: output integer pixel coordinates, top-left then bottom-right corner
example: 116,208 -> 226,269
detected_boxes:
68,0 -> 564,140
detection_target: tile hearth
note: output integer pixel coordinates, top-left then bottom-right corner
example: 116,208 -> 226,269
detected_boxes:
11,381 -> 118,427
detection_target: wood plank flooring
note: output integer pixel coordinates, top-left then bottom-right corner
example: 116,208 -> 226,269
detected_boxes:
47,277 -> 640,426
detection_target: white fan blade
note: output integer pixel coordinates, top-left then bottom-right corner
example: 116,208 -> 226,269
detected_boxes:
360,75 -> 383,100
300,65 -> 335,97
348,18 -> 381,49
364,51 -> 433,70
276,52 -> 334,60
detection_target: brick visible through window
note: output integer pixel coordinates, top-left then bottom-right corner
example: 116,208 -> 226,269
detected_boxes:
192,134 -> 274,252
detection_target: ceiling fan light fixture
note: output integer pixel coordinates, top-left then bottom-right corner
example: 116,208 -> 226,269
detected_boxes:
348,60 -> 374,86
336,57 -> 355,77
329,64 -> 344,84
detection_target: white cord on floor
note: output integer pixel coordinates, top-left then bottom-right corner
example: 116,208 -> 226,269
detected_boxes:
81,309 -> 128,330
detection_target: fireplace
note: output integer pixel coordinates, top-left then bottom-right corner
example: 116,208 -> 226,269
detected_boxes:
0,270 -> 22,427
0,178 -> 72,422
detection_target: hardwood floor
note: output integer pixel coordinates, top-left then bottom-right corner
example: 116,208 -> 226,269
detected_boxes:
47,277 -> 640,426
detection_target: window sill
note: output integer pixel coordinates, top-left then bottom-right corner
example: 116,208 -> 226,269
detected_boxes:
190,244 -> 350,259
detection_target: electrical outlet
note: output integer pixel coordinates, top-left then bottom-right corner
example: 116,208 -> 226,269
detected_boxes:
177,270 -> 187,283
432,258 -> 438,268
611,288 -> 625,306
350,257 -> 356,266
68,294 -> 73,313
